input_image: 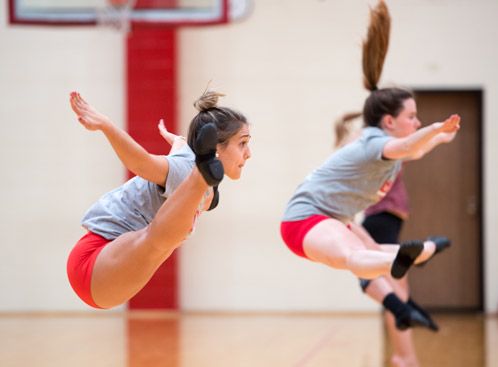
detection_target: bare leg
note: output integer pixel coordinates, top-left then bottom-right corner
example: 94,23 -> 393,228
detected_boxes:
385,277 -> 419,367
386,312 -> 419,367
365,276 -> 419,367
303,218 -> 396,279
310,219 -> 424,363
91,167 -> 209,309
353,219 -> 421,366
349,222 -> 437,268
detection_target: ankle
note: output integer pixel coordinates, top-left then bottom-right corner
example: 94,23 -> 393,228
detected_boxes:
192,167 -> 210,190
424,240 -> 436,256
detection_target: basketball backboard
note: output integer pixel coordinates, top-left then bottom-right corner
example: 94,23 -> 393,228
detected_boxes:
8,0 -> 251,27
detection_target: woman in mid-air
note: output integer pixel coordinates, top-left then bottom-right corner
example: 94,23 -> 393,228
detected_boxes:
67,88 -> 251,309
280,0 -> 459,332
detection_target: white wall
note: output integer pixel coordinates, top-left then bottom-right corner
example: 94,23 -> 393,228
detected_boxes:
1,0 -> 497,313
0,4 -> 126,311
178,0 -> 498,313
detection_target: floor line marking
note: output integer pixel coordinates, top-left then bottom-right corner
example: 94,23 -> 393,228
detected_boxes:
292,330 -> 336,367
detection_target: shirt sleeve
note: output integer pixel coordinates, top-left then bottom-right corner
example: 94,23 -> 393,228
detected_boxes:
363,128 -> 394,161
163,145 -> 195,199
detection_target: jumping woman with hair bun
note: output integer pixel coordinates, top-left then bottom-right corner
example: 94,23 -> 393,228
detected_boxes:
281,0 -> 459,331
67,87 -> 251,309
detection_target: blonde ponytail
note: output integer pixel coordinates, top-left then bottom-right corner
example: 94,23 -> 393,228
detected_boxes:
334,112 -> 362,148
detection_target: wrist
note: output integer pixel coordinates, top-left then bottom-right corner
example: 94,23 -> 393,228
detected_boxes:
174,135 -> 186,142
99,118 -> 114,132
431,122 -> 443,134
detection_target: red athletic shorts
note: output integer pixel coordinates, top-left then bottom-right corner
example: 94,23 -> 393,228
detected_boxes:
280,215 -> 330,260
67,231 -> 111,309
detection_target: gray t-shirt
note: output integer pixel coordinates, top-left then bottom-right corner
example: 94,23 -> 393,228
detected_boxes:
282,127 -> 402,224
81,145 -> 195,240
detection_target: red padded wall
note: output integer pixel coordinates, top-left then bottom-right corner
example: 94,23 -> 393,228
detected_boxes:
126,28 -> 178,309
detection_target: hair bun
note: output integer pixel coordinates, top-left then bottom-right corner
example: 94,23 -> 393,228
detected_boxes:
194,88 -> 226,112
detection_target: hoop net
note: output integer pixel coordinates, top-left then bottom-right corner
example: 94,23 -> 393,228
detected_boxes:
96,0 -> 136,33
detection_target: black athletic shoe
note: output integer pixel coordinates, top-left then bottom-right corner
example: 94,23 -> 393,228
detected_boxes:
396,302 -> 439,332
391,241 -> 424,279
417,236 -> 451,267
193,123 -> 224,186
407,298 -> 439,332
359,278 -> 372,293
427,236 -> 451,254
207,186 -> 219,211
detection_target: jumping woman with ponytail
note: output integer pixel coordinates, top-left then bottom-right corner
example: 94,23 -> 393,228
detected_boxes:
280,0 -> 459,329
67,88 -> 251,309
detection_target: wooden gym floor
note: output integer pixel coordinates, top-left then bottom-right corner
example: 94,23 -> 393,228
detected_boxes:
0,311 -> 495,366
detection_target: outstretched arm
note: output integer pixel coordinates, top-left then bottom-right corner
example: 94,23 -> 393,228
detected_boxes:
382,114 -> 460,160
70,91 -> 169,186
408,130 -> 457,160
158,119 -> 187,153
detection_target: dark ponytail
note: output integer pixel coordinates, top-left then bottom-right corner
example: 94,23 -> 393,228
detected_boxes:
334,0 -> 414,140
362,0 -> 390,92
361,0 -> 414,127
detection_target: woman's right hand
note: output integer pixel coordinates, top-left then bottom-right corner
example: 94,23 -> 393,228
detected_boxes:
69,91 -> 111,131
433,114 -> 461,134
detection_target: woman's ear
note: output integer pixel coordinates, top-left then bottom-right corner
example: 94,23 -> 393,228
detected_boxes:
381,115 -> 394,131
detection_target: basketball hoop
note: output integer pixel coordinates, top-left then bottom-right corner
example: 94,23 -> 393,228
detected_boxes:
96,0 -> 136,33
95,0 -> 252,32
9,0 -> 252,28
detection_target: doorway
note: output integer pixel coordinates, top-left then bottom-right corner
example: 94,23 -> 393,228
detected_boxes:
399,90 -> 483,310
